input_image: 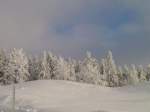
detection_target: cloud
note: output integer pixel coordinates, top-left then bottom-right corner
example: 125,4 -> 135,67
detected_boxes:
0,0 -> 116,53
0,0 -> 149,65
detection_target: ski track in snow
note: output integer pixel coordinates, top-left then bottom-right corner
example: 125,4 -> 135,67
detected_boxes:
0,80 -> 150,112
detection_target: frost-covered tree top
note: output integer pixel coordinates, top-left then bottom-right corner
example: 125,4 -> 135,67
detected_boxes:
86,51 -> 92,58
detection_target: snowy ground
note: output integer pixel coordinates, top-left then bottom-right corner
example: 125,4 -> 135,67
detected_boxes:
0,80 -> 150,112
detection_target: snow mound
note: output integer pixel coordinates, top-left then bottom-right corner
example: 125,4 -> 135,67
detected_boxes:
0,80 -> 150,112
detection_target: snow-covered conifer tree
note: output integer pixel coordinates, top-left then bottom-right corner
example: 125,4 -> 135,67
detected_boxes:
99,58 -> 109,86
28,55 -> 41,80
47,52 -> 59,79
122,65 -> 130,85
80,51 -> 100,84
54,56 -> 68,80
0,49 -> 9,85
117,66 -> 124,86
39,51 -> 51,79
74,60 -> 82,82
6,48 -> 30,83
137,65 -> 146,82
146,65 -> 150,81
66,58 -> 76,81
129,64 -> 139,85
103,51 -> 119,87
107,51 -> 118,86
57,57 -> 75,81
39,51 -> 59,80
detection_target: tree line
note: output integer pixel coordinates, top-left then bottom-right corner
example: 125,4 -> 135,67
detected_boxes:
0,48 -> 149,87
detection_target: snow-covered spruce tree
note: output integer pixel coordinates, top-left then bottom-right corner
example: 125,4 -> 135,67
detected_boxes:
74,60 -> 82,82
55,56 -> 69,80
47,52 -> 59,79
39,51 -> 51,79
146,65 -> 150,81
122,65 -> 130,85
0,49 -> 9,85
102,51 -> 119,87
39,51 -> 59,80
67,58 -> 76,81
6,48 -> 30,83
99,58 -> 109,86
117,66 -> 124,86
137,65 -> 146,82
58,57 -> 76,81
80,51 -> 100,84
28,55 -> 41,80
128,64 -> 139,85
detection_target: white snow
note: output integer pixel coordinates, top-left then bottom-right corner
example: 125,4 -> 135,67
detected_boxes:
0,80 -> 150,112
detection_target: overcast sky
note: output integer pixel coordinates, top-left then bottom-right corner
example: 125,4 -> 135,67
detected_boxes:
0,0 -> 149,65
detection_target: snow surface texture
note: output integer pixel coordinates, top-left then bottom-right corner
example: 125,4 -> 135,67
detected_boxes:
0,80 -> 150,112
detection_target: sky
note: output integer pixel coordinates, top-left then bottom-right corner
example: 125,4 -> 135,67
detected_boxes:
0,0 -> 149,65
